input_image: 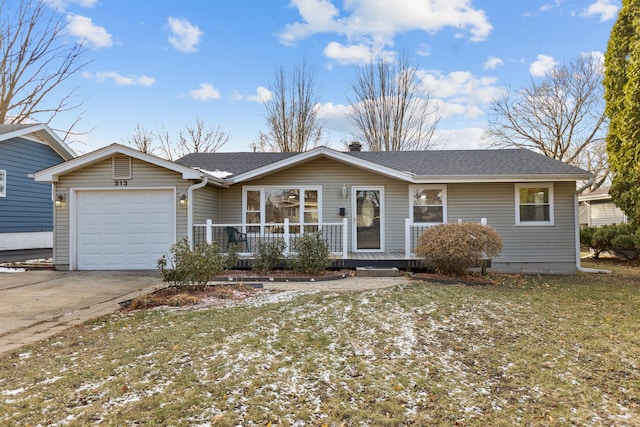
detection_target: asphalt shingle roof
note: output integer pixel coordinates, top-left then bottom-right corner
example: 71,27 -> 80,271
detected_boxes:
175,148 -> 590,179
0,123 -> 40,136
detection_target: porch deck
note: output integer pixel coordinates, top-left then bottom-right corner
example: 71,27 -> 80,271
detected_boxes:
332,251 -> 424,269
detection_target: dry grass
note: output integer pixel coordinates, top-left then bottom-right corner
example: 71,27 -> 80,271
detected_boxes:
0,259 -> 638,426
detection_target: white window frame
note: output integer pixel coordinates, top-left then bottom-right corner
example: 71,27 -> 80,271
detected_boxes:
515,183 -> 554,226
409,184 -> 447,224
242,186 -> 322,234
0,170 -> 5,197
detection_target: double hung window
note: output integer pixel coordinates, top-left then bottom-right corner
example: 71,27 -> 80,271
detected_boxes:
243,186 -> 320,233
410,185 -> 446,224
515,183 -> 554,225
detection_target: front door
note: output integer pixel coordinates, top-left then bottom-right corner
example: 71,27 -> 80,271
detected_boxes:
352,187 -> 384,251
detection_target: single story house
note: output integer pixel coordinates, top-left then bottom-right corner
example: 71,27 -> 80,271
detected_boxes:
0,123 -> 76,250
33,143 -> 591,274
579,187 -> 627,227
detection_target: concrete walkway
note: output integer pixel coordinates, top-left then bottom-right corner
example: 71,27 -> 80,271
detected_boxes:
0,270 -> 408,355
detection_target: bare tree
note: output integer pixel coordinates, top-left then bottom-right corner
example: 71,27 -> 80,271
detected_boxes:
347,52 -> 442,151
263,59 -> 324,152
126,123 -> 155,154
0,0 -> 89,137
155,118 -> 229,161
483,53 -> 609,192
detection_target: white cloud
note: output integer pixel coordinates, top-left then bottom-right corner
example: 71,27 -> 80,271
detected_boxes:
233,87 -> 273,103
82,71 -> 155,86
435,127 -> 486,149
581,0 -> 620,21
529,54 -> 557,77
279,0 -> 493,55
324,42 -> 373,64
483,56 -> 503,70
317,102 -> 354,135
66,15 -> 112,48
167,17 -> 203,53
188,83 -> 221,101
418,70 -> 501,104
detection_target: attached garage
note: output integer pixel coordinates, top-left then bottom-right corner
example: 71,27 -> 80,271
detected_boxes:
32,144 -> 222,271
75,189 -> 175,270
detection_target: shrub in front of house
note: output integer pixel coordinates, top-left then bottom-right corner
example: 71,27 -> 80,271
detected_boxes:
415,223 -> 503,276
288,231 -> 332,275
581,223 -> 640,260
157,238 -> 226,289
252,239 -> 287,273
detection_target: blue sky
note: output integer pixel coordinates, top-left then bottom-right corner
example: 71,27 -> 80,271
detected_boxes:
44,0 -> 620,154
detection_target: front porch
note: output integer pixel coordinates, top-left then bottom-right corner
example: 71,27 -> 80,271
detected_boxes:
191,218 -> 430,268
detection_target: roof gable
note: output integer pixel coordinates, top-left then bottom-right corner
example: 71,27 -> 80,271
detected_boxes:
0,123 -> 76,160
33,143 -> 211,183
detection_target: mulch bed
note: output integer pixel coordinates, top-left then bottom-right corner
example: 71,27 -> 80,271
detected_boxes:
215,269 -> 349,282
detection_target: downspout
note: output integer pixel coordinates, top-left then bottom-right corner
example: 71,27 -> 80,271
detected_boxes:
574,180 -> 611,274
187,177 -> 208,249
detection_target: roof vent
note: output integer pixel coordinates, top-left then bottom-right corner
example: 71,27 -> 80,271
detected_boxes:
348,141 -> 362,152
112,154 -> 132,179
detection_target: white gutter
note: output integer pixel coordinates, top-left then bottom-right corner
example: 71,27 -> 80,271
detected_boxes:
187,177 -> 208,249
574,189 -> 611,274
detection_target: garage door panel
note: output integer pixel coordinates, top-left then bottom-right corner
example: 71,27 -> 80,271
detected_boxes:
76,190 -> 175,270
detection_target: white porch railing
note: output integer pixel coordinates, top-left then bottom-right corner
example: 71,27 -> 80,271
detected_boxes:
404,218 -> 489,259
193,218 -> 349,258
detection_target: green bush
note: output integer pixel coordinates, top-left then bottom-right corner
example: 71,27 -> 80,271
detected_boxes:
414,223 -> 503,276
157,238 -> 226,290
252,239 -> 287,273
225,243 -> 241,270
288,231 -> 332,275
581,223 -> 640,260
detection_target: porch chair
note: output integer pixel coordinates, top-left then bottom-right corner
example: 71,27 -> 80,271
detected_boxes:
225,226 -> 248,250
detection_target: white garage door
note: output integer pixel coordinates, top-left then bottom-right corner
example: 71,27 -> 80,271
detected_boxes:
76,190 -> 175,270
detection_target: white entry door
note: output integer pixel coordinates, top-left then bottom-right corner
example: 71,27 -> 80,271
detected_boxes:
352,187 -> 384,252
75,189 -> 175,270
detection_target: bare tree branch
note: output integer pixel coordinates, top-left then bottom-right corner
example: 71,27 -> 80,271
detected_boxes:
263,58 -> 324,152
483,53 -> 609,192
0,0 -> 90,141
347,51 -> 442,151
126,123 -> 155,154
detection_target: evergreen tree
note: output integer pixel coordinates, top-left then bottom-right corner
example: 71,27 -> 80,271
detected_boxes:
604,0 -> 640,222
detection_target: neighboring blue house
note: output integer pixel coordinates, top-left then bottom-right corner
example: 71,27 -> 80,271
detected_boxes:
0,124 -> 75,251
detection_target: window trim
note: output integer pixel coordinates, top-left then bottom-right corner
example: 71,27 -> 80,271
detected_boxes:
0,169 -> 5,197
242,185 -> 322,234
409,184 -> 447,224
515,183 -> 554,226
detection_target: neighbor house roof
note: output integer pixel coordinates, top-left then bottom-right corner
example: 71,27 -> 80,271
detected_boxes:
579,187 -> 613,202
0,123 -> 76,160
176,146 -> 591,184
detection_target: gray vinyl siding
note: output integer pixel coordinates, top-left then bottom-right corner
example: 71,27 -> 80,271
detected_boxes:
448,182 -> 578,273
0,137 -> 65,233
212,157 -> 578,273
217,157 -> 408,251
589,201 -> 626,227
53,156 -> 190,269
192,185 -> 220,224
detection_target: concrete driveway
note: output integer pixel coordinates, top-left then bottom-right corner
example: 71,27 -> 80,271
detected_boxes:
0,270 -> 163,354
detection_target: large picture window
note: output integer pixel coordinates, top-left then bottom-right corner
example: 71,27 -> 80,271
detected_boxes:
0,170 -> 5,197
410,185 -> 446,223
516,183 -> 554,225
243,186 -> 321,233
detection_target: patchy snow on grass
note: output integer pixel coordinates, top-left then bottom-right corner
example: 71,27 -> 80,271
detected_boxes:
0,267 -> 26,273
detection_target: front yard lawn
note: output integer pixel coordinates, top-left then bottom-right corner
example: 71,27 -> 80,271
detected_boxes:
0,259 -> 638,426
